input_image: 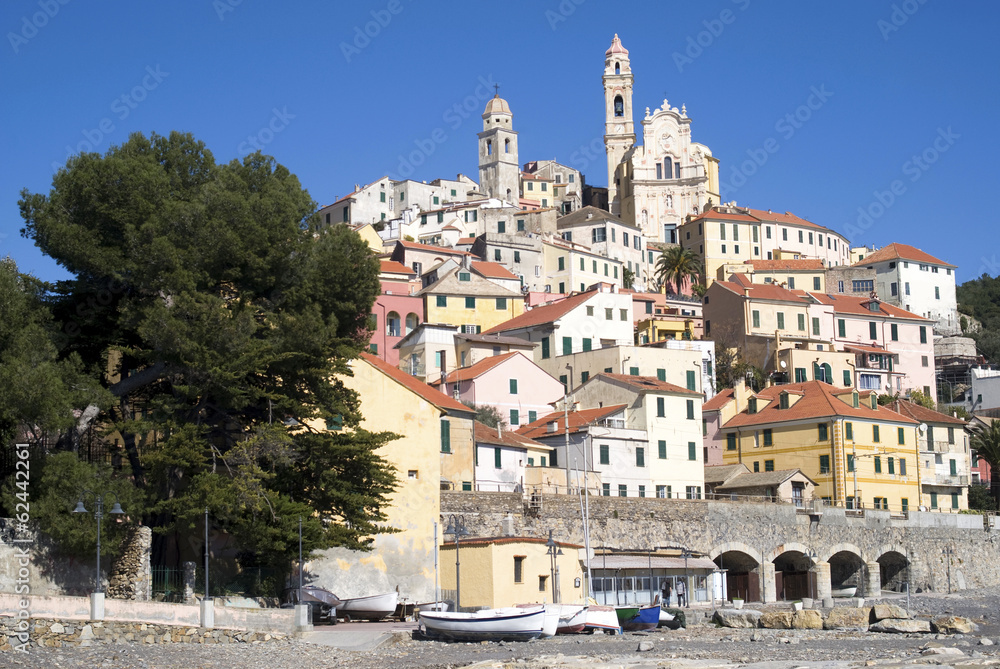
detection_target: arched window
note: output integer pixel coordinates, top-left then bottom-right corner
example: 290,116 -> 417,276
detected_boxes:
504,138 -> 510,153
405,313 -> 418,334
486,139 -> 492,156
641,210 -> 648,226
615,62 -> 620,75
387,311 -> 401,337
823,363 -> 833,383
664,158 -> 673,179
506,188 -> 512,200
614,95 -> 624,117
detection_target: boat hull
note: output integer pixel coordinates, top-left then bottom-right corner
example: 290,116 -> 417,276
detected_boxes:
555,605 -> 588,634
622,605 -> 660,632
338,592 -> 399,621
584,605 -> 621,633
419,607 -> 545,642
831,586 -> 857,598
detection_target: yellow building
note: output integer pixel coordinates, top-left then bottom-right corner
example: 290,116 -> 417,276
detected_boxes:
542,238 -> 625,294
635,314 -> 694,342
351,222 -> 385,253
679,207 -> 762,283
419,265 -> 525,334
721,258 -> 826,292
720,381 -> 921,512
439,536 -> 584,609
310,352 -> 476,602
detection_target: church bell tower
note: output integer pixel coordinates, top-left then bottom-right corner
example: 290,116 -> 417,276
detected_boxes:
603,34 -> 635,214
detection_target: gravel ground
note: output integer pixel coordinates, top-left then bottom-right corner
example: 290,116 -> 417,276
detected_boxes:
6,590 -> 1000,669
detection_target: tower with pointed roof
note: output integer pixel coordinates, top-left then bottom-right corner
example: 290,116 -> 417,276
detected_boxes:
478,94 -> 519,206
603,34 -> 635,214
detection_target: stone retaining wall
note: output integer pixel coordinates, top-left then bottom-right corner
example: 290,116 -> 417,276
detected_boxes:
0,618 -> 288,652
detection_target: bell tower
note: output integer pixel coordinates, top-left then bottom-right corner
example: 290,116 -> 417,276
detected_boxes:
478,93 -> 519,206
603,34 -> 635,214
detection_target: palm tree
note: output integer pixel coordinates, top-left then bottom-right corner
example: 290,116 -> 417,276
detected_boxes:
971,419 -> 1000,508
655,246 -> 701,296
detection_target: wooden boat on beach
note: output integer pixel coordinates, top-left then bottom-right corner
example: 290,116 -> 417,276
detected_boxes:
419,606 -> 546,641
621,604 -> 660,631
555,605 -> 588,634
583,605 -> 621,634
337,591 -> 398,621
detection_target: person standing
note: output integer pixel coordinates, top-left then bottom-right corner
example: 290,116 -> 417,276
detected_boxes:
661,579 -> 672,606
676,578 -> 687,607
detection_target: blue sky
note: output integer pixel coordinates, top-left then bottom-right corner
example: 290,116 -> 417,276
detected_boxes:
2,0 -> 998,284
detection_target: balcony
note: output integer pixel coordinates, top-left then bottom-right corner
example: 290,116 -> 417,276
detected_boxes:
932,475 -> 969,487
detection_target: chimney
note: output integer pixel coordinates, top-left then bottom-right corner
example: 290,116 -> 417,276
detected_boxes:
733,381 -> 752,413
497,422 -> 503,437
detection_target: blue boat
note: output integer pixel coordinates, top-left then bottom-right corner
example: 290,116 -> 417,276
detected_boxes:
621,604 -> 660,631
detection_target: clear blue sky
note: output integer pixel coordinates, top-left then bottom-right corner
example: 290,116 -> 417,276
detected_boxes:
2,0 -> 998,284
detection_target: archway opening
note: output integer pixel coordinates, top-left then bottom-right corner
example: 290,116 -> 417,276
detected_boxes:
773,550 -> 814,601
829,550 -> 865,597
714,550 -> 759,602
878,551 -> 910,593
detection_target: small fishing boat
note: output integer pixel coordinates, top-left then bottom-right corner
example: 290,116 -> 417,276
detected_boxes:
614,605 -> 639,627
415,601 -> 449,614
583,605 -> 621,634
831,586 -> 857,598
555,605 -> 588,634
419,606 -> 545,641
337,591 -> 399,621
621,604 -> 660,632
515,603 -> 560,637
658,607 -> 675,627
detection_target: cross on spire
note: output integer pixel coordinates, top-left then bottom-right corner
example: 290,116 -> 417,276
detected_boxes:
494,83 -> 500,96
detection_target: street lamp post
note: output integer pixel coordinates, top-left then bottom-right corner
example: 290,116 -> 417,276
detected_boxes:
545,530 -> 563,603
444,515 -> 470,610
943,545 -> 954,594
73,490 -> 124,594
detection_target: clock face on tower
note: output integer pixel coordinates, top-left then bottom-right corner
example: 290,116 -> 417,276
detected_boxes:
614,124 -> 624,134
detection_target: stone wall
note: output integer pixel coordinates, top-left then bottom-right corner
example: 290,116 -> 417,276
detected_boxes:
441,492 -> 1000,593
107,526 -> 152,601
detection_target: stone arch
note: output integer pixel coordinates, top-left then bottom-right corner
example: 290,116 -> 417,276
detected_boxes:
828,548 -> 866,598
772,544 -> 815,600
876,549 -> 910,593
710,541 -> 762,564
768,541 -> 810,564
821,542 -> 866,564
712,542 -> 761,602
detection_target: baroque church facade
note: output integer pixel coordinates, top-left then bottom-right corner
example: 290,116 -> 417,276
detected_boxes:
603,34 -> 721,244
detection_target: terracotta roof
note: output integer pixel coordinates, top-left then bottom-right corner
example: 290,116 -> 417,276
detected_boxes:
380,260 -> 415,276
851,243 -> 955,268
432,352 -> 520,384
745,208 -> 828,232
884,399 -> 967,426
454,332 -> 537,347
359,353 -> 472,415
702,388 -> 735,413
805,292 -> 928,321
457,237 -> 477,245
474,421 -> 548,450
556,206 -> 636,230
606,33 -> 629,57
746,259 -> 825,271
689,209 -> 758,223
517,404 -> 628,439
843,343 -> 894,355
418,267 -> 521,298
596,373 -> 702,396
483,289 -> 597,334
472,261 -> 518,280
714,275 -> 809,304
395,240 -> 472,256
520,172 -> 551,181
722,381 -> 919,429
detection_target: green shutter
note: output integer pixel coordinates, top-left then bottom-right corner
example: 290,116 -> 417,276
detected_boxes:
897,427 -> 905,444
873,425 -> 880,442
874,456 -> 882,473
818,423 -> 828,440
843,369 -> 852,386
891,323 -> 898,341
494,447 -> 502,468
636,447 -> 644,467
920,326 -> 927,343
562,337 -> 572,355
440,419 -> 451,453
820,454 -> 830,473
688,441 -> 697,461
726,433 -> 736,450
656,368 -> 666,381
777,312 -> 785,329
686,399 -> 694,420
510,409 -> 519,425
797,313 -> 805,331
763,429 -> 772,446
752,310 -> 760,328
582,338 -> 592,352
629,366 -> 639,376
658,440 -> 667,459
541,337 -> 550,359
869,322 -> 877,339
656,397 -> 665,417
845,422 -> 853,440
510,379 -> 518,394
838,319 -> 846,338
599,444 -> 609,465
686,370 -> 696,391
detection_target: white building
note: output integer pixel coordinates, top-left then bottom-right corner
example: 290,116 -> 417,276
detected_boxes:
556,206 -> 651,292
851,243 -> 959,336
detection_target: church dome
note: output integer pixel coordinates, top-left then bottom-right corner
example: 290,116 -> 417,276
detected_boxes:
606,33 -> 629,57
483,94 -> 511,115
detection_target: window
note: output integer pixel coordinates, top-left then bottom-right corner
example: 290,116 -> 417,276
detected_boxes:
558,257 -> 565,271
952,492 -> 959,509
888,457 -> 895,474
905,282 -> 910,295
538,575 -> 547,592
764,459 -> 774,472
541,337 -> 550,359
620,308 -> 627,320
874,456 -> 882,473
779,393 -> 790,409
900,458 -> 907,476
753,461 -> 760,472
592,228 -> 607,243
890,323 -> 899,341
688,442 -> 697,461
761,429 -> 772,446
812,317 -> 821,336
605,308 -> 613,320
890,282 -> 898,296
847,454 -> 855,472
686,370 -> 697,391
580,371 -> 589,383
514,556 -> 525,583
853,279 -> 874,292
795,367 -> 807,382
873,425 -> 881,442
602,483 -> 610,496
618,484 -> 627,497
838,319 -> 846,338
930,492 -> 938,509
497,220 -> 506,234
599,444 -> 610,465
919,326 -> 927,344
798,230 -> 804,243
656,368 -> 666,381
797,313 -> 806,331
820,454 -> 830,473
726,433 -> 737,451
819,423 -> 828,441
629,366 -> 639,376
844,421 -> 853,440
658,440 -> 667,459
782,228 -> 788,241
788,277 -> 795,290
562,336 -> 572,355
777,312 -> 785,330
582,338 -> 592,352
686,399 -> 695,420
901,498 -> 909,512
656,397 -> 665,417
752,310 -> 760,328
636,447 -> 645,467
844,369 -> 852,386
465,297 -> 475,309
440,419 -> 451,453
896,426 -> 905,445
950,459 -> 958,476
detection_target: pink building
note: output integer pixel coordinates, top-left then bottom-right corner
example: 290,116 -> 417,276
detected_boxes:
701,388 -> 735,465
432,351 -> 564,430
370,292 -> 423,366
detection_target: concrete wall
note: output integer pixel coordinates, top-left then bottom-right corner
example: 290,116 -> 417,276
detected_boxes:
441,491 -> 1000,594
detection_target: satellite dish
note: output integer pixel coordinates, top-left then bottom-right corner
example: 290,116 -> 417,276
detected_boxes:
779,361 -> 787,369
918,423 -> 927,434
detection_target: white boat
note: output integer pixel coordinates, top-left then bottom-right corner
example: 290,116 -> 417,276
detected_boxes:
831,586 -> 858,598
658,607 -> 675,626
514,603 -> 559,637
415,601 -> 449,613
419,606 -> 546,641
583,605 -> 621,634
337,591 -> 399,621
556,605 -> 588,634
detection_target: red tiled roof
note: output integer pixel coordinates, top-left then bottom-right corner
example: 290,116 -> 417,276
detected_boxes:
395,240 -> 472,256
517,404 -> 629,439
852,243 -> 955,268
746,259 -> 825,271
472,261 -> 518,280
746,208 -> 827,231
474,421 -> 548,449
702,388 -> 735,413
432,352 -> 520,384
483,289 -> 598,334
884,399 -> 967,426
844,343 -> 892,354
714,275 -> 809,304
721,381 -> 919,429
597,373 -> 702,396
359,353 -> 472,414
806,292 -> 928,321
457,237 -> 477,245
380,260 -> 415,276
689,210 -> 758,223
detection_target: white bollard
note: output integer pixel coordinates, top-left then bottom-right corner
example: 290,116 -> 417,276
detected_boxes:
89,592 -> 105,621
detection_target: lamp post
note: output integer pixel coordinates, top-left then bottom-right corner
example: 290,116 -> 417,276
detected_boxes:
444,515 -> 470,610
943,545 -> 954,594
681,548 -> 691,607
564,363 -> 574,493
545,530 -> 563,603
73,490 -> 124,594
